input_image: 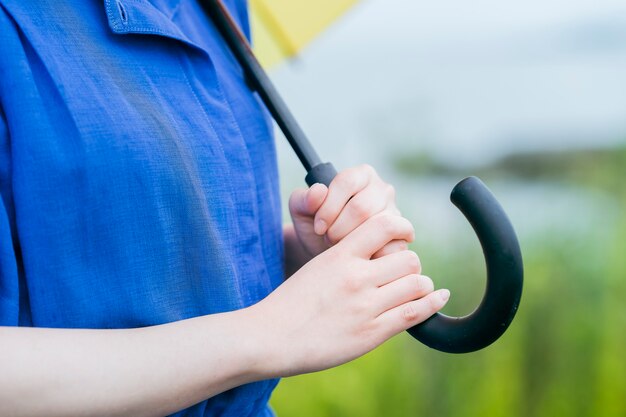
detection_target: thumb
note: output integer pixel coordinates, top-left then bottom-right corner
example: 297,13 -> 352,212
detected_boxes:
289,183 -> 328,217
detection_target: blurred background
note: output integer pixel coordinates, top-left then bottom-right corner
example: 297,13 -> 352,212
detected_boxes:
254,0 -> 626,415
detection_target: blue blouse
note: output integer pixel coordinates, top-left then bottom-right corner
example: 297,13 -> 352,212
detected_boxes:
0,1 -> 283,416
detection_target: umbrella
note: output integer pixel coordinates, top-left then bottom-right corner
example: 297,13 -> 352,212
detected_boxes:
201,0 -> 524,354
250,0 -> 361,67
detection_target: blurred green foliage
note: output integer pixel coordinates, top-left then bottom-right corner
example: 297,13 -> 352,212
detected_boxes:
395,146 -> 626,193
271,148 -> 626,417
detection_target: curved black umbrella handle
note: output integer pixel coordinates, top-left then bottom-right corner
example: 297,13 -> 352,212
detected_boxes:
203,0 -> 523,354
308,168 -> 524,354
407,176 -> 523,353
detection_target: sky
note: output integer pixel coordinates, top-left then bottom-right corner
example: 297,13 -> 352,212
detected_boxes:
270,0 -> 626,170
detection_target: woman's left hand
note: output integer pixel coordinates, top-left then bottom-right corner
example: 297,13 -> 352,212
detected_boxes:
287,164 -> 408,263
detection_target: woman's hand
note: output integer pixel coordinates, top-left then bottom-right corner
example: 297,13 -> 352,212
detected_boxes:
286,165 -> 406,274
0,214 -> 446,417
254,213 -> 449,377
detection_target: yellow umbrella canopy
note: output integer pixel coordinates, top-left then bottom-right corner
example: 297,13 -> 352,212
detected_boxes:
249,0 -> 361,67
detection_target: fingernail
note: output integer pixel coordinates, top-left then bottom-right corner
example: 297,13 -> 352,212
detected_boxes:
311,183 -> 326,193
314,219 -> 327,235
439,289 -> 450,302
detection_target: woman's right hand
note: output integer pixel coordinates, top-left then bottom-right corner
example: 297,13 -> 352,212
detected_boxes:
248,212 -> 450,378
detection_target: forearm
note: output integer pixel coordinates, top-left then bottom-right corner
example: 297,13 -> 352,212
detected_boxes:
0,308 -> 272,417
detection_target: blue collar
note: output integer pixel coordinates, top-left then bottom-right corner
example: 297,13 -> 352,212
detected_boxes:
0,0 -> 248,51
104,0 -> 194,46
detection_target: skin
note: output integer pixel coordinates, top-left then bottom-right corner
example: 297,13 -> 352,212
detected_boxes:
0,165 -> 449,417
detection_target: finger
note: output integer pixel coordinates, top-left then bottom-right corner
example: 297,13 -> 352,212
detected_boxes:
371,239 -> 408,260
289,183 -> 328,218
375,274 -> 435,313
313,165 -> 374,235
368,250 -> 421,286
338,213 -> 414,258
376,289 -> 450,337
325,184 -> 391,244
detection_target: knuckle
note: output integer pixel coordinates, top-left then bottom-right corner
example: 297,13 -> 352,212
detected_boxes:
405,251 -> 421,273
349,298 -> 370,317
359,163 -> 375,175
404,219 -> 416,242
358,319 -> 381,342
287,189 -> 303,209
418,276 -> 434,294
427,294 -> 442,311
335,171 -> 358,191
411,275 -> 423,292
385,184 -> 396,200
376,213 -> 397,234
341,274 -> 362,293
349,198 -> 370,220
402,303 -> 420,322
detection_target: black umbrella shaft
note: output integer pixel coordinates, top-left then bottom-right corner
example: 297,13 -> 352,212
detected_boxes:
201,0 -> 322,171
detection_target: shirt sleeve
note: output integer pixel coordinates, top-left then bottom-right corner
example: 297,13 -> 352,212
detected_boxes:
0,101 -> 20,325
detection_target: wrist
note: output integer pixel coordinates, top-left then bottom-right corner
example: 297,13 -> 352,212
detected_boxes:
237,300 -> 293,380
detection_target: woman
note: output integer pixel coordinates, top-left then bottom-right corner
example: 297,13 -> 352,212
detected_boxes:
0,1 -> 449,416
